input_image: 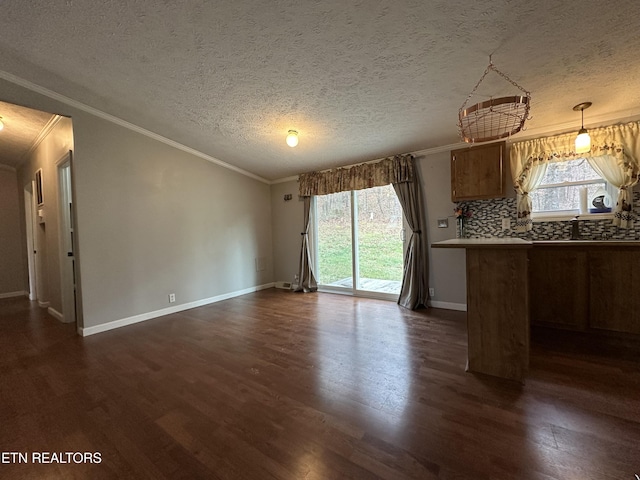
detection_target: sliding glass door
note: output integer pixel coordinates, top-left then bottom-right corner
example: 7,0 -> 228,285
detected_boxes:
316,190 -> 353,288
315,185 -> 404,298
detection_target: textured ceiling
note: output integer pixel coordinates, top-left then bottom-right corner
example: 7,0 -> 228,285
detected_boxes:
2,1 -> 640,180
0,101 -> 55,168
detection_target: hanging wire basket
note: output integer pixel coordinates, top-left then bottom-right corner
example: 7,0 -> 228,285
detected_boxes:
458,58 -> 531,143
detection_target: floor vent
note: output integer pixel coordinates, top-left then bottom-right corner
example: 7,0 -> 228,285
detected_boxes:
275,281 -> 292,290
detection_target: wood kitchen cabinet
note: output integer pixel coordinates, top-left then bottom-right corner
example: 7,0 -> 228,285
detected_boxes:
529,243 -> 640,335
432,240 -> 640,384
589,249 -> 640,334
451,141 -> 506,201
529,247 -> 588,330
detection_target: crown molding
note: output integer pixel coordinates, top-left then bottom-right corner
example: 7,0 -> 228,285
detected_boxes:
411,107 -> 640,157
19,114 -> 63,165
247,107 -> 640,184
507,108 -> 640,143
270,107 -> 640,183
5,70 -> 638,187
0,69 -> 270,184
270,175 -> 299,184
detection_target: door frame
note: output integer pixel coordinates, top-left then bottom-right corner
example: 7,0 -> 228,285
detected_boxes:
23,181 -> 38,301
311,188 -> 406,302
56,151 -> 76,323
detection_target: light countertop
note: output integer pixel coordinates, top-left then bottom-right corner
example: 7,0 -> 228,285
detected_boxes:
533,239 -> 640,247
432,238 -> 640,248
431,238 -> 532,248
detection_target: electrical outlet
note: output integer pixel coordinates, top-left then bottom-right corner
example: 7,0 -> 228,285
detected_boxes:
429,287 -> 435,297
168,293 -> 176,303
501,218 -> 511,231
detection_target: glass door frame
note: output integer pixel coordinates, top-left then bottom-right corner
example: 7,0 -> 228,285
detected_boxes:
311,190 -> 406,302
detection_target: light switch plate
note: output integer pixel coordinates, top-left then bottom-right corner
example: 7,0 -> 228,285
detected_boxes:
437,218 -> 449,228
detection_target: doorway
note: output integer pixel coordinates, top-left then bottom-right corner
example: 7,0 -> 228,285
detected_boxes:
313,184 -> 405,300
3,100 -> 77,325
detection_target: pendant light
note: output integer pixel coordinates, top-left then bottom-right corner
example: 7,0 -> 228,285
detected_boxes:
286,130 -> 298,147
573,102 -> 592,154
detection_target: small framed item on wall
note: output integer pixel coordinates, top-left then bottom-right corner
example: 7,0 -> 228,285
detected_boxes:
35,168 -> 44,206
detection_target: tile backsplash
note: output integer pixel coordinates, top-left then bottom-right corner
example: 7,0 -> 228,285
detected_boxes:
458,192 -> 640,241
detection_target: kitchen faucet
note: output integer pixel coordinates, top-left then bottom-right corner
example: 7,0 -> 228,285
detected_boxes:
570,216 -> 581,240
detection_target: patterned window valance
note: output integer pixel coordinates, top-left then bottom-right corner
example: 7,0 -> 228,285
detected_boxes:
510,120 -> 640,231
298,154 -> 414,197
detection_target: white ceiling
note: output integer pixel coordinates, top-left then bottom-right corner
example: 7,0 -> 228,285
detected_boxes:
2,1 -> 640,181
0,101 -> 55,168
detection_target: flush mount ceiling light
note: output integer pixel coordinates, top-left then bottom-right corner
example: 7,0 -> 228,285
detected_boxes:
573,102 -> 592,154
286,130 -> 299,148
0,116 -> 4,131
458,56 -> 531,143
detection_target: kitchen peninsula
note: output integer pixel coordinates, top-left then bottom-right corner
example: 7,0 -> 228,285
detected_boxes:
432,238 -> 532,382
434,238 -> 640,383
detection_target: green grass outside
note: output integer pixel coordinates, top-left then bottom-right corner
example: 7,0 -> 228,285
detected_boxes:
317,222 -> 404,284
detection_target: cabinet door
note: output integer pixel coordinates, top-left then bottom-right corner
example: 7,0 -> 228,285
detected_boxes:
589,249 -> 640,334
451,141 -> 505,201
529,248 -> 588,330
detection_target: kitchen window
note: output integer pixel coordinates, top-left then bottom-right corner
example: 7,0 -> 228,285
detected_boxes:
531,158 -> 615,219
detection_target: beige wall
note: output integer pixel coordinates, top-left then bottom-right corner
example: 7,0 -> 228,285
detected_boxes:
271,179 -> 303,284
73,114 -> 274,328
0,168 -> 25,295
1,78 -> 273,331
416,152 -> 466,307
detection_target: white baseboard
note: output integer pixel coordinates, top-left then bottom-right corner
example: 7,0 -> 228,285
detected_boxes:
78,282 -> 275,337
47,307 -> 64,322
0,290 -> 28,299
430,300 -> 467,312
37,300 -> 50,308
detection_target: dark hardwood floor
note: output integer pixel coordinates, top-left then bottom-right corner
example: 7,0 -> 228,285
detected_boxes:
0,289 -> 639,479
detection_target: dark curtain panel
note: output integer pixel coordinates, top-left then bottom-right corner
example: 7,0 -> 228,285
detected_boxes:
393,158 -> 429,309
295,196 -> 318,293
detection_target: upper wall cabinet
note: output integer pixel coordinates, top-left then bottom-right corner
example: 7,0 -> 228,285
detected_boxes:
451,141 -> 506,202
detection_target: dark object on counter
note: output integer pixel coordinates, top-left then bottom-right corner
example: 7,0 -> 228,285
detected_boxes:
589,190 -> 611,213
571,217 -> 581,240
